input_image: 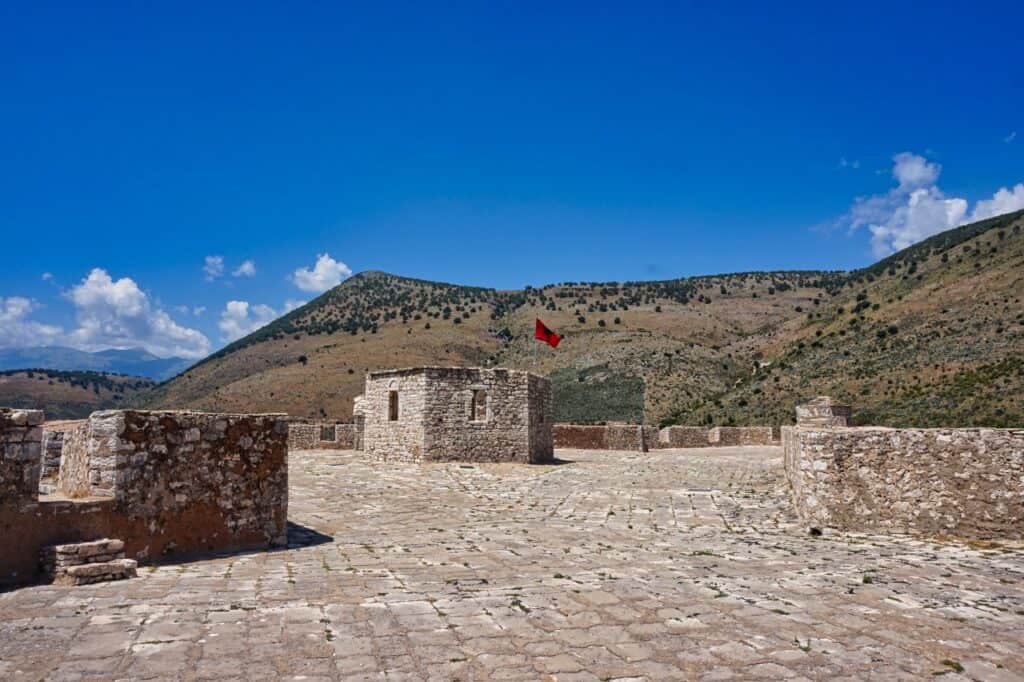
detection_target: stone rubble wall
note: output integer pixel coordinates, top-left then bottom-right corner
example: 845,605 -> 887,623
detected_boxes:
783,425 -> 1024,540
794,396 -> 852,427
708,426 -> 776,447
362,370 -> 428,461
40,427 -> 67,481
553,424 -> 650,451
419,368 -> 551,463
88,410 -> 289,548
657,426 -> 712,449
56,421 -> 92,498
2,407 -> 290,585
527,374 -> 555,463
555,424 -> 780,451
287,421 -> 359,450
0,408 -> 43,509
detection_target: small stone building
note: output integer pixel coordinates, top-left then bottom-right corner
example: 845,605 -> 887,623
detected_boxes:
361,367 -> 553,463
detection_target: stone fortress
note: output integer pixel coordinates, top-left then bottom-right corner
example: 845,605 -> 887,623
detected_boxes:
2,366 -> 1024,678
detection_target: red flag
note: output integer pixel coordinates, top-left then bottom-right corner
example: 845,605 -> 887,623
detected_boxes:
535,318 -> 562,348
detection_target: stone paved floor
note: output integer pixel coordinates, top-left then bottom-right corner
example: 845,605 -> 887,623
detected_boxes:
2,447 -> 1023,681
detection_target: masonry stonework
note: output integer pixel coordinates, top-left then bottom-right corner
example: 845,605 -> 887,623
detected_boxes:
1,407 -> 289,585
362,367 -> 553,463
783,399 -> 1024,540
553,424 -> 655,451
708,426 -> 775,447
554,424 -> 779,451
657,426 -> 713,449
287,420 -> 359,450
794,396 -> 852,427
1,408 -> 43,510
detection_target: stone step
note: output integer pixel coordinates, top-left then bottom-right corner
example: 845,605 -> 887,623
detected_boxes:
40,538 -> 136,585
42,538 -> 125,564
57,559 -> 138,586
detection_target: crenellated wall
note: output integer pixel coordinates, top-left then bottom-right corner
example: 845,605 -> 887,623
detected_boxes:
554,423 -> 778,451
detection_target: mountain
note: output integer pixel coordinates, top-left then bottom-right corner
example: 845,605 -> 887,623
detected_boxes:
0,347 -> 192,381
0,369 -> 156,420
688,209 -> 1024,428
142,209 -> 1024,427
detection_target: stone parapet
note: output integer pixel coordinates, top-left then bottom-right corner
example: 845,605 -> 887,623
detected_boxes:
708,426 -> 775,447
795,396 -> 852,427
287,421 -> 359,450
783,425 -> 1024,540
553,424 -> 650,451
555,424 -> 780,451
0,408 -> 43,508
2,407 -> 290,585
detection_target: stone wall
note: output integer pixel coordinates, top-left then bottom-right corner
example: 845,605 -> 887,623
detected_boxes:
555,424 -> 779,451
362,369 -> 428,460
783,425 -> 1024,540
794,396 -> 851,427
57,422 -> 91,498
363,367 -> 552,463
657,426 -> 711,449
40,432 -> 61,480
0,408 -> 43,510
527,374 -> 555,462
708,426 -> 775,447
554,424 -> 650,451
287,421 -> 359,450
2,407 -> 290,585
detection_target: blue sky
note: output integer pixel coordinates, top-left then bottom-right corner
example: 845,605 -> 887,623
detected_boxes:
1,1 -> 1021,358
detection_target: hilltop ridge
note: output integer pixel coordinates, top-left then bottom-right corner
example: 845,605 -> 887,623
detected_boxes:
138,209 -> 1024,427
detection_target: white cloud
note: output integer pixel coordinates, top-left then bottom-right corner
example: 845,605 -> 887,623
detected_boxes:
291,253 -> 352,293
892,151 -> 941,190
283,299 -> 306,313
1004,131 -> 1017,143
193,306 -> 206,316
41,272 -> 53,282
866,187 -> 967,256
218,300 -> 278,342
970,183 -> 1024,222
839,157 -> 860,169
65,268 -> 211,358
839,152 -> 1022,257
0,297 -> 63,348
232,259 -> 256,277
203,255 -> 225,281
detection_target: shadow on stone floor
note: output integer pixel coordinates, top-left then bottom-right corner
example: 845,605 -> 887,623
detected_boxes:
537,456 -> 575,466
284,520 -> 334,548
0,521 -> 335,592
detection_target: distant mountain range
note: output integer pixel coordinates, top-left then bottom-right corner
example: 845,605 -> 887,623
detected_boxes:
0,347 -> 192,382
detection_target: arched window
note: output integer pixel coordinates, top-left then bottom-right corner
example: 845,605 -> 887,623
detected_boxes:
388,391 -> 399,421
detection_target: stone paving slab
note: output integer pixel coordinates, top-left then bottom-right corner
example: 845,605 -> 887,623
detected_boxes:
1,446 -> 1022,680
